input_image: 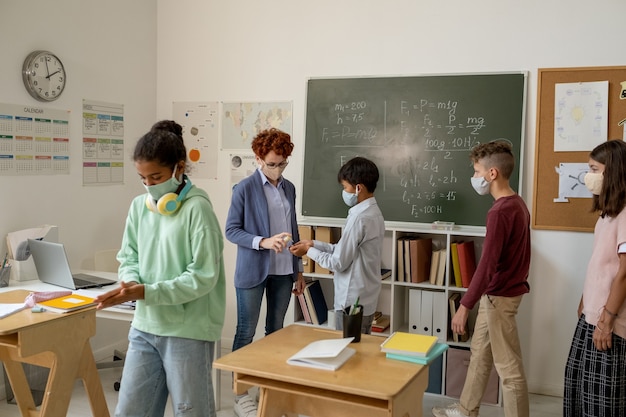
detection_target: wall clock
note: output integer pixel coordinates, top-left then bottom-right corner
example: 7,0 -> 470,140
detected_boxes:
22,50 -> 67,102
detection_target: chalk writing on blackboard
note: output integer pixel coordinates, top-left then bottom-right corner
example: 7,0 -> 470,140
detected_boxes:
302,74 -> 526,226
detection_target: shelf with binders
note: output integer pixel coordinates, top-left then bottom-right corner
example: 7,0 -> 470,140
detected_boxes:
296,219 -> 497,404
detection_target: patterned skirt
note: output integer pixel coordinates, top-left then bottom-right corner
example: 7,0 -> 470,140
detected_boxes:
564,315 -> 626,417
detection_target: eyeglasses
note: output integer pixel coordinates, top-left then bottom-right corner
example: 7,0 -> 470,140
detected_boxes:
264,159 -> 289,169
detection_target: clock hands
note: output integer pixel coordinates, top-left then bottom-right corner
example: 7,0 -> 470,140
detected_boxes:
44,58 -> 50,78
47,70 -> 61,79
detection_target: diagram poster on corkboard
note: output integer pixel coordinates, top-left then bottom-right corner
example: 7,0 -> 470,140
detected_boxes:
532,66 -> 626,232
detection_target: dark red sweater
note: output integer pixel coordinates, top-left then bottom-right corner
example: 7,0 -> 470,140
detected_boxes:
461,194 -> 531,310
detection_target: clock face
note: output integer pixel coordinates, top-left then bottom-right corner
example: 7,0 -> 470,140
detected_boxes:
22,50 -> 67,102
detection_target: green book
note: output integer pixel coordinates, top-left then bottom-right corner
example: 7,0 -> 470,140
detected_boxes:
385,342 -> 449,365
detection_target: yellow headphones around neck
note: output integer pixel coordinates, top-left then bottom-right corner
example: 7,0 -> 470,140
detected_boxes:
145,176 -> 192,216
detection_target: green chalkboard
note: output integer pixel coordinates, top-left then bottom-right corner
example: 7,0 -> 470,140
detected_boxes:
302,73 -> 527,227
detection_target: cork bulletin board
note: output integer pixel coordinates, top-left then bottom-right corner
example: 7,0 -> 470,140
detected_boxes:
532,66 -> 626,232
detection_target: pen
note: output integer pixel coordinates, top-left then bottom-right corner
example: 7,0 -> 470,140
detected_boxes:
350,297 -> 360,315
2,252 -> 7,269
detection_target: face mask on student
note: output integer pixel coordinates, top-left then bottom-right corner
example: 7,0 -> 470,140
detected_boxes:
584,172 -> 603,195
470,176 -> 491,195
342,186 -> 359,207
144,166 -> 182,201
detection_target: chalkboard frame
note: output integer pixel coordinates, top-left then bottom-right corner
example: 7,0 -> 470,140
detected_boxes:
532,66 -> 626,232
301,72 -> 528,228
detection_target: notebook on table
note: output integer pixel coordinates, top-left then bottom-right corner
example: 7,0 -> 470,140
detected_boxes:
28,239 -> 118,290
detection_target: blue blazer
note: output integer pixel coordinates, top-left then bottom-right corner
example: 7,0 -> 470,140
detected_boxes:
225,171 -> 300,288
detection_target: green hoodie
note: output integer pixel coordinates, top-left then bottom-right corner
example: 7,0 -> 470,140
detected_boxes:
117,185 -> 225,341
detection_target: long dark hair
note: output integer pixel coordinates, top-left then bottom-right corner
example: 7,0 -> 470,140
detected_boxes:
589,139 -> 626,217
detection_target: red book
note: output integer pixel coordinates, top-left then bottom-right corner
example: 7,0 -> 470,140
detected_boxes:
456,241 -> 476,288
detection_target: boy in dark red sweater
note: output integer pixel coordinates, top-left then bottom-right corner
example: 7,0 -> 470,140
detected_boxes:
433,141 -> 530,417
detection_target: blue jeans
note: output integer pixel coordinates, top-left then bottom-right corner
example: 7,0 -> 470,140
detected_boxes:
115,327 -> 216,417
232,274 -> 293,351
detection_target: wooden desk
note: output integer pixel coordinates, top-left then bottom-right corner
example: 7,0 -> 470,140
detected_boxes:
214,324 -> 428,417
0,276 -> 221,411
0,290 -> 109,417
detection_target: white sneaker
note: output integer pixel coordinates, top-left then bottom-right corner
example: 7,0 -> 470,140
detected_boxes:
234,394 -> 257,417
432,403 -> 476,417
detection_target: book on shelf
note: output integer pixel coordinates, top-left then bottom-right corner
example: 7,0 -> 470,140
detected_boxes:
37,293 -> 96,314
380,268 -> 392,280
287,337 -> 356,371
371,314 -> 390,332
457,241 -> 477,288
297,293 -> 312,324
380,331 -> 438,357
303,280 -> 328,325
403,238 -> 412,282
429,249 -> 441,285
385,342 -> 449,365
435,248 -> 447,286
450,242 -> 463,288
409,238 -> 432,283
448,293 -> 469,342
396,238 -> 405,281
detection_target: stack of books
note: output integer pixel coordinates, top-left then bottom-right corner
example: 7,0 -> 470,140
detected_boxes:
37,293 -> 96,314
380,331 -> 448,365
371,312 -> 390,333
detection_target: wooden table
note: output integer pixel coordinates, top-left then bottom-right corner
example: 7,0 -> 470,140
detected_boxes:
214,324 -> 428,417
0,289 -> 109,417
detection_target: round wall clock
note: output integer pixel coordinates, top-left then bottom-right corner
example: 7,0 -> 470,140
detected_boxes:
22,50 -> 67,102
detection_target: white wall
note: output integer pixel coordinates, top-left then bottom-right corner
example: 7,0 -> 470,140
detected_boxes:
0,0 -> 156,266
0,0 -> 157,393
0,0 -> 621,400
156,0 -> 625,396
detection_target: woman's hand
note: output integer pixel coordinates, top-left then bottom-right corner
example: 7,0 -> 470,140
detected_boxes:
292,272 -> 306,296
260,232 -> 292,253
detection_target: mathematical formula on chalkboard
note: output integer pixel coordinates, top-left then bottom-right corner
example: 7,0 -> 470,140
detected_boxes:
302,73 -> 526,226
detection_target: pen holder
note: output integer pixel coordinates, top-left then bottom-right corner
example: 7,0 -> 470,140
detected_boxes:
342,309 -> 363,343
0,266 -> 11,288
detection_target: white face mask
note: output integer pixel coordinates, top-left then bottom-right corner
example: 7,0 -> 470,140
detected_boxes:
342,190 -> 358,207
584,172 -> 603,195
470,176 -> 491,195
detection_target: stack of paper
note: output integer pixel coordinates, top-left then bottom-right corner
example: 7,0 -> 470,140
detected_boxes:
287,337 -> 355,371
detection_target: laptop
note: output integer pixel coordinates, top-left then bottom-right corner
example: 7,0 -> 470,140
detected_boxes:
28,238 -> 118,290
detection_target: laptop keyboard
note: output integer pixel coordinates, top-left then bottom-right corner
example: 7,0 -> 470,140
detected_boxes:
73,277 -> 99,288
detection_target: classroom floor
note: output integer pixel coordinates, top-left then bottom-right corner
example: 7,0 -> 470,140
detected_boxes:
0,348 -> 562,417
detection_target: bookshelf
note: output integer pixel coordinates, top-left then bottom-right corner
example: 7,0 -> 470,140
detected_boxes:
294,218 -> 501,405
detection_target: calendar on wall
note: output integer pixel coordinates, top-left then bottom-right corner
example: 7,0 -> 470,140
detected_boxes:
0,103 -> 71,175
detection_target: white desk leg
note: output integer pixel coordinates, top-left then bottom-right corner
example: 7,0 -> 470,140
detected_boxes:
214,339 -> 221,411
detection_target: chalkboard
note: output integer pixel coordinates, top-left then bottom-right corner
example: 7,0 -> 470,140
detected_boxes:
302,73 -> 527,227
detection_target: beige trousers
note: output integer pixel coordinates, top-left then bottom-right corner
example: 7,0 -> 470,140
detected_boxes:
459,294 -> 529,417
